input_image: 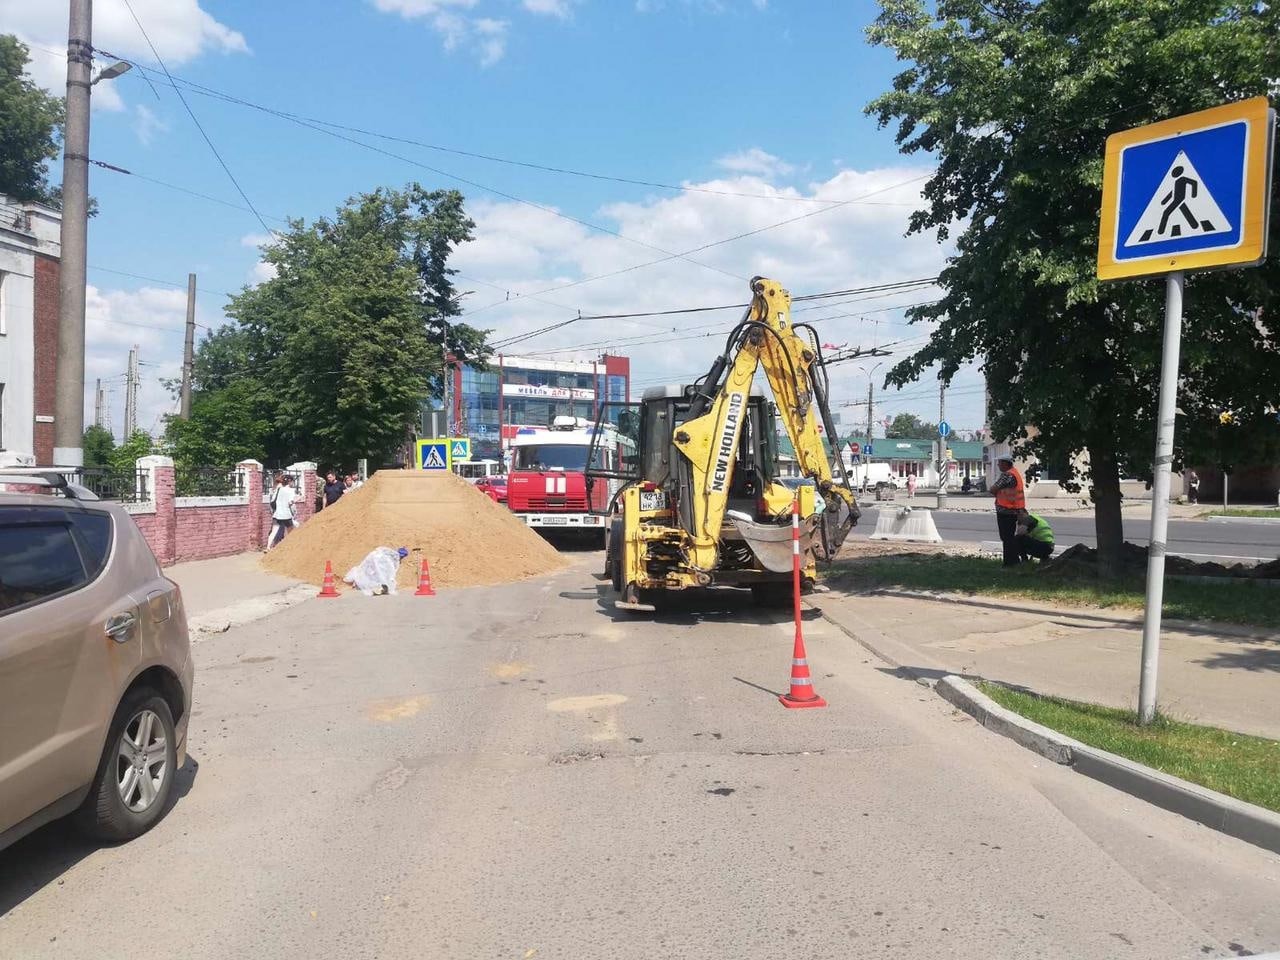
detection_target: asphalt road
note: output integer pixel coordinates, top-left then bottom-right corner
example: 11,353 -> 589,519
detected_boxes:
2,557 -> 1278,958
859,507 -> 1280,562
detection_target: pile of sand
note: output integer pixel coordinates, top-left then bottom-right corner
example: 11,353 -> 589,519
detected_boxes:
262,471 -> 566,591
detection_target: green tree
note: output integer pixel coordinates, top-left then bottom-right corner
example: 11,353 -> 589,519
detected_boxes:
110,430 -> 153,471
866,0 -> 1280,575
221,184 -> 488,466
164,379 -> 270,468
0,36 -> 64,205
885,412 -> 939,439
82,424 -> 115,467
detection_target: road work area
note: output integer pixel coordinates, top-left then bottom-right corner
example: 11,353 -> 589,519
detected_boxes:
2,556 -> 1278,959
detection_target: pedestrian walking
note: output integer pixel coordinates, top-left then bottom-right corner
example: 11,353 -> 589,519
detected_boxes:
267,474 -> 297,549
1187,469 -> 1200,504
1014,508 -> 1055,562
989,456 -> 1026,567
906,474 -> 918,499
322,471 -> 345,508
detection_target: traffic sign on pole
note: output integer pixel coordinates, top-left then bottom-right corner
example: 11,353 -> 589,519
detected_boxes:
848,441 -> 861,457
938,420 -> 952,439
1097,97 -> 1274,725
1098,97 -> 1274,281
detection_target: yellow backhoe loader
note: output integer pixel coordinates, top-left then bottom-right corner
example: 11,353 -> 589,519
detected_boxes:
587,276 -> 860,611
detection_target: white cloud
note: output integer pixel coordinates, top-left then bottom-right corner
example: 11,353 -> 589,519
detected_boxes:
522,0 -> 574,16
716,148 -> 795,179
131,104 -> 168,146
4,0 -> 248,112
83,284 -> 197,439
371,0 -> 509,65
449,162 -> 987,431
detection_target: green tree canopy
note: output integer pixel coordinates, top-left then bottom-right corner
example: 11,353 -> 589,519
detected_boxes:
866,0 -> 1280,574
164,380 -> 270,468
110,430 -> 153,472
885,412 -> 939,439
178,183 -> 490,468
0,36 -> 64,205
82,424 -> 115,468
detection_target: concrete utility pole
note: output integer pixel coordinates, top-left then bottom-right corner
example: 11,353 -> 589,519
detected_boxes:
94,378 -> 103,427
124,345 -> 139,438
52,0 -> 93,466
937,382 -> 948,508
864,378 -> 874,489
180,273 -> 196,419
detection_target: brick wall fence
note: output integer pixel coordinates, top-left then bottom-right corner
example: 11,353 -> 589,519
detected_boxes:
124,457 -> 318,566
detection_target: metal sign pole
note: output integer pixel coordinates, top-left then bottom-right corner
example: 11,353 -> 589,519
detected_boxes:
1137,270 -> 1185,724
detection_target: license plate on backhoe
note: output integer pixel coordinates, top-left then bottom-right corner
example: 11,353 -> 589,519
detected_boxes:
639,491 -> 667,511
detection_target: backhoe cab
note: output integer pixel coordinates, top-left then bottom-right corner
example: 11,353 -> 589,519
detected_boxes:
587,276 -> 860,610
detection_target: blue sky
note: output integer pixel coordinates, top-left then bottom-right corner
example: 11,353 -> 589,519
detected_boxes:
8,0 -> 984,439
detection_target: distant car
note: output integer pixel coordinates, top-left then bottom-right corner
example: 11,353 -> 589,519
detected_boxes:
475,475 -> 508,504
0,471 -> 194,852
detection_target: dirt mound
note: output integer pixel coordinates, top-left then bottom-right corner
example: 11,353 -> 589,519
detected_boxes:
1043,542 -> 1280,580
262,471 -> 566,590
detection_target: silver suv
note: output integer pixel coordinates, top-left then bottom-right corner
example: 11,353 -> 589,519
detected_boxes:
0,471 -> 194,851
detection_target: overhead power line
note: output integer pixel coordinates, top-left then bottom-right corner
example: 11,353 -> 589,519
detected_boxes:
108,7 -> 274,237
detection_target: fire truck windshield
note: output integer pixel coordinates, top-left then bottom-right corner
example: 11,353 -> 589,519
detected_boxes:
513,444 -> 591,472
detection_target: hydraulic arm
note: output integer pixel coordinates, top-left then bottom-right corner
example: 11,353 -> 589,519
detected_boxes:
671,276 -> 859,571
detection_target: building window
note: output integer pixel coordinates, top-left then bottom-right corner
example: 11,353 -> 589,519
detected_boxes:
0,381 -> 5,448
0,270 -> 7,335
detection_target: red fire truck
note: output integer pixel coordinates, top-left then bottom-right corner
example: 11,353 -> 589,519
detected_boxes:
505,417 -> 630,543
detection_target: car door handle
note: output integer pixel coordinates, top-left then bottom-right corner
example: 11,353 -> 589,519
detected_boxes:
105,612 -> 137,642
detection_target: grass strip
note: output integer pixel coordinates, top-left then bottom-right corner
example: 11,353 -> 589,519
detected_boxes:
826,554 -> 1280,628
977,682 -> 1280,814
1201,508 -> 1280,519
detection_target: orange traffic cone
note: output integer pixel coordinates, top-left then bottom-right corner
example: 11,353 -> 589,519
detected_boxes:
317,560 -> 340,598
414,558 -> 436,597
779,627 -> 826,709
780,495 -> 826,709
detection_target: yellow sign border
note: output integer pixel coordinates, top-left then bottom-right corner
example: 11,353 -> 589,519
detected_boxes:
1097,97 -> 1272,281
415,438 -> 453,470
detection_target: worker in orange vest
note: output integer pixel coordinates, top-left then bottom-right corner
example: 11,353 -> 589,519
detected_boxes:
989,456 -> 1026,567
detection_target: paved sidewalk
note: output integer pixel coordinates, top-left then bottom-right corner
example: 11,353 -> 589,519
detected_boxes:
812,587 -> 1280,740
164,551 -> 312,633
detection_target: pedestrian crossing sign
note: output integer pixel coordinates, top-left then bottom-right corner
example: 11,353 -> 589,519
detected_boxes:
450,438 -> 471,461
1098,97 -> 1273,280
416,439 -> 451,471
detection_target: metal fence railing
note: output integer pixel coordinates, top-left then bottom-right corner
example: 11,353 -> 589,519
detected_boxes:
174,466 -> 247,498
262,468 -> 304,501
65,467 -> 149,503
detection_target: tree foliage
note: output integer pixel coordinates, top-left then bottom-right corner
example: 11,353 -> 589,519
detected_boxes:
886,412 -> 939,439
82,425 -> 115,468
0,36 -> 64,206
110,431 -> 154,472
164,380 -> 270,468
866,0 -> 1280,574
172,184 -> 489,468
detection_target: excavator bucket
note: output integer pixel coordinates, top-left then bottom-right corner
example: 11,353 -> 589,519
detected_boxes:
814,496 -> 859,562
728,512 -> 817,573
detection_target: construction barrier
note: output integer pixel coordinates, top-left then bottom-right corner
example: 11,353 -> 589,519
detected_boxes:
868,506 -> 943,544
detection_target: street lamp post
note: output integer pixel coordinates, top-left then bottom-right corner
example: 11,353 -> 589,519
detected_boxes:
53,0 -> 131,466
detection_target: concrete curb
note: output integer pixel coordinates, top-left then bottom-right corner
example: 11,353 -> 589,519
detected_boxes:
1205,514 -> 1280,524
936,675 -> 1280,857
187,583 -> 315,638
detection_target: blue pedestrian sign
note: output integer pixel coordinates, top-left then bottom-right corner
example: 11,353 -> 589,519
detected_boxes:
1098,97 -> 1273,281
416,439 -> 450,471
938,420 -> 951,439
863,443 -> 873,457
450,438 -> 471,461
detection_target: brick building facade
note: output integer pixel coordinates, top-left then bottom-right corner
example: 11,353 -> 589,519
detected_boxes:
0,196 -> 61,464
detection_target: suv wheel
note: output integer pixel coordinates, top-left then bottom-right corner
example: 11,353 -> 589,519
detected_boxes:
76,689 -> 177,842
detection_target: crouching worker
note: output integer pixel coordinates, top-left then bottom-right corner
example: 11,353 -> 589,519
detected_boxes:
1015,509 -> 1055,563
